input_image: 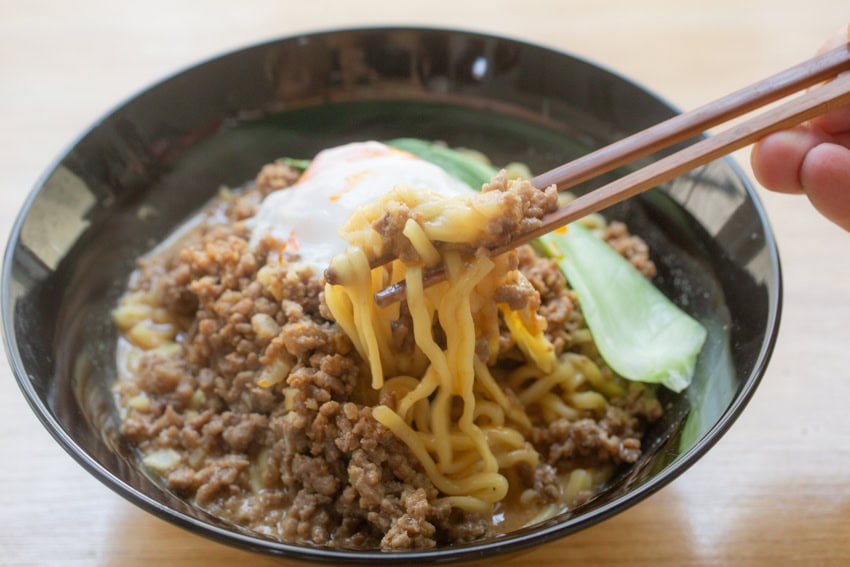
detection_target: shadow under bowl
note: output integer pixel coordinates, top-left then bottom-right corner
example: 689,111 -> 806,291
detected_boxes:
2,27 -> 781,564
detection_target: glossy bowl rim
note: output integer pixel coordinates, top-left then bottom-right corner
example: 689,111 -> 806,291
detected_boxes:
2,25 -> 783,564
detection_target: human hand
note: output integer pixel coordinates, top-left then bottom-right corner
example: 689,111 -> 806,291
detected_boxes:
750,25 -> 850,231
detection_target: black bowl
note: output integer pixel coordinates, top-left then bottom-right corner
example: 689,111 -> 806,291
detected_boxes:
2,27 -> 781,563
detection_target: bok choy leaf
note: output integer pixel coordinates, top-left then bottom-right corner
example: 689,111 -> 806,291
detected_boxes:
537,224 -> 706,392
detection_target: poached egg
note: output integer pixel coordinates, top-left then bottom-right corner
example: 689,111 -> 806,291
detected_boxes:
249,141 -> 475,270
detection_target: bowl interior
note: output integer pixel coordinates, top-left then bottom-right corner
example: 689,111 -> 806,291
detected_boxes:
3,27 -> 780,563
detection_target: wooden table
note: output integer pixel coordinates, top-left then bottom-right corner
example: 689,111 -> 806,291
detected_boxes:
2,2 -> 848,565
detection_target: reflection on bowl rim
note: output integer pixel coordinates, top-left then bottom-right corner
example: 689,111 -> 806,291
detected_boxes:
2,26 -> 782,564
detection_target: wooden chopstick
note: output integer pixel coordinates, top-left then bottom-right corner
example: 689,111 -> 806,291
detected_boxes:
493,72 -> 850,252
367,42 -> 850,308
530,41 -> 850,192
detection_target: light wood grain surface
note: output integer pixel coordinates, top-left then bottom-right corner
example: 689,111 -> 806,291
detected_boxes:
2,2 -> 849,566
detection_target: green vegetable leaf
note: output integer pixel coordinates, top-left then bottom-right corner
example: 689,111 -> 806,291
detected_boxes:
386,138 -> 497,190
537,224 -> 707,392
279,157 -> 311,171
